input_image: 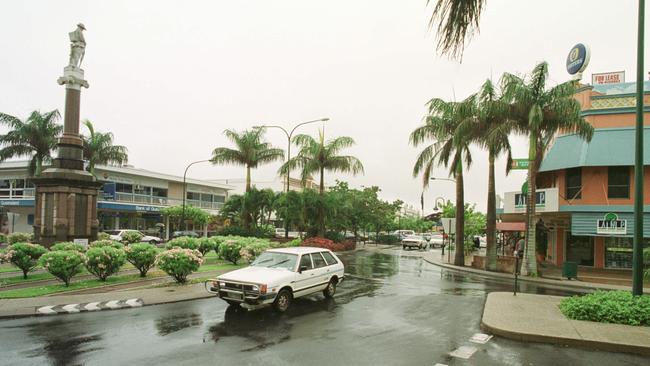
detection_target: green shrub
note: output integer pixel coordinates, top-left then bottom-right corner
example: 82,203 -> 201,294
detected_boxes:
218,238 -> 244,264
559,290 -> 650,326
165,236 -> 199,251
89,239 -> 124,250
85,246 -> 126,281
7,232 -> 33,244
197,237 -> 218,255
217,226 -> 274,238
97,232 -> 111,241
0,233 -> 7,244
156,248 -> 203,283
121,231 -> 143,244
0,248 -> 7,263
6,243 -> 48,278
376,234 -> 399,244
50,242 -> 87,253
39,250 -> 85,286
325,231 -> 345,243
270,238 -> 302,248
239,241 -> 271,263
124,243 -> 158,277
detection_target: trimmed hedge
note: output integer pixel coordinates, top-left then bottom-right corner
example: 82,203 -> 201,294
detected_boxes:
121,231 -> 143,244
124,243 -> 158,277
89,239 -> 124,250
301,237 -> 355,252
559,290 -> 650,326
85,246 -> 126,281
50,242 -> 87,253
156,248 -> 203,283
39,250 -> 85,286
165,236 -> 199,251
7,232 -> 33,244
5,243 -> 48,279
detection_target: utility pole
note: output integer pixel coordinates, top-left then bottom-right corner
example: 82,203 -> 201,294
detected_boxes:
632,0 -> 645,296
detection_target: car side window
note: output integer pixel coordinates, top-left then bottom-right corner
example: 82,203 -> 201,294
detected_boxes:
321,251 -> 338,265
299,254 -> 313,271
311,253 -> 327,268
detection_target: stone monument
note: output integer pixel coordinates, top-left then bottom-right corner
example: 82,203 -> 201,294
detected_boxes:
33,23 -> 101,246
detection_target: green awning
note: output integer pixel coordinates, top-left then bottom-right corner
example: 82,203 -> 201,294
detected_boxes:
539,127 -> 650,172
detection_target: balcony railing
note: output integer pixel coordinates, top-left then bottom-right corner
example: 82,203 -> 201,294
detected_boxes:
105,193 -> 223,210
0,188 -> 35,199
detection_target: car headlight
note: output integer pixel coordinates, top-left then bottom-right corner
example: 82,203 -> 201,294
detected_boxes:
218,281 -> 226,288
251,285 -> 259,291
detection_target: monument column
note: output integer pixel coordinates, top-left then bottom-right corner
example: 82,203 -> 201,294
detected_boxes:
33,23 -> 101,246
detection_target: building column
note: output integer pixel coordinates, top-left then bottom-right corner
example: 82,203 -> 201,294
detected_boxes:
594,236 -> 605,269
114,216 -> 119,230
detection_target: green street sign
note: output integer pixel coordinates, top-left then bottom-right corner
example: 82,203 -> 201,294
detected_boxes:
511,159 -> 530,170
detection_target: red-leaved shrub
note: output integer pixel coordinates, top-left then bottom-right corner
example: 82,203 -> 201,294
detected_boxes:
301,237 -> 355,252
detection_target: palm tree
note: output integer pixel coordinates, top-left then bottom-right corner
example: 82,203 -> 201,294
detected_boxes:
211,128 -> 285,193
427,0 -> 485,58
411,98 -> 473,266
0,110 -> 62,176
502,62 -> 593,276
82,120 -> 129,176
456,79 -> 514,271
280,130 -> 364,236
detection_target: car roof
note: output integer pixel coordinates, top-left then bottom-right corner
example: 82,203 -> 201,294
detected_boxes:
267,247 -> 331,255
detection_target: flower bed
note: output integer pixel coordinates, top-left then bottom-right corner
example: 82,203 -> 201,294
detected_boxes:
559,290 -> 650,326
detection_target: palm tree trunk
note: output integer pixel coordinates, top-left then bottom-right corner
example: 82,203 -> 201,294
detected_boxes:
245,166 -> 251,193
486,150 -> 497,271
454,160 -> 465,266
243,165 -> 251,230
318,166 -> 325,237
35,157 -> 42,176
522,133 -> 539,276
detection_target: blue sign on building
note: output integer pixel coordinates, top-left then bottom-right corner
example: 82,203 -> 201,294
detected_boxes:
102,182 -> 116,200
566,43 -> 590,75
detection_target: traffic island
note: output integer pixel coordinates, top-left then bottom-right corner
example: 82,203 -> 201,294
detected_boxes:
481,292 -> 650,356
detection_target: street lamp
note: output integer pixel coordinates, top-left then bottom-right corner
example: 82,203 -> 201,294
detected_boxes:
181,159 -> 211,232
432,197 -> 446,211
255,117 -> 329,238
632,0 -> 645,296
431,177 -> 456,183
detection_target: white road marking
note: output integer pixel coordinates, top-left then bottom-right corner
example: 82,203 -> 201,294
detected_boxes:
62,304 -> 80,313
105,300 -> 121,309
125,298 -> 142,307
36,306 -> 57,315
84,302 -> 101,311
449,346 -> 478,359
469,333 -> 493,344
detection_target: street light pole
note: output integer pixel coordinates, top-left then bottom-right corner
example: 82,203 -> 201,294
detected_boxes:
181,159 -> 211,232
256,118 -> 329,238
632,0 -> 645,296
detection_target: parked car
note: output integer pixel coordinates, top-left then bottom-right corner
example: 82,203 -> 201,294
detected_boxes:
392,230 -> 415,240
106,229 -> 162,245
274,228 -> 286,238
402,235 -> 428,250
172,230 -> 200,239
207,247 -> 344,312
429,233 -> 444,248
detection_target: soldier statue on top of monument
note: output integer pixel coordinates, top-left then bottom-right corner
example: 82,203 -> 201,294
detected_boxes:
68,23 -> 86,68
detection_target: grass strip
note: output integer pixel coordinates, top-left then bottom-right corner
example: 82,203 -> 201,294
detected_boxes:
0,274 -> 143,299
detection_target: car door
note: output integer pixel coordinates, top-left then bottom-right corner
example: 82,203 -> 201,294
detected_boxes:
309,252 -> 330,294
293,253 -> 316,296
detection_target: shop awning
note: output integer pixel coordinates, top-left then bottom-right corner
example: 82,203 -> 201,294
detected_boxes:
539,127 -> 650,172
496,222 -> 525,232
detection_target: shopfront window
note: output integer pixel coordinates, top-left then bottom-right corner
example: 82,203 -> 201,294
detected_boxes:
605,237 -> 650,269
566,167 -> 582,199
116,183 -> 133,193
608,166 -> 630,199
566,233 -> 594,266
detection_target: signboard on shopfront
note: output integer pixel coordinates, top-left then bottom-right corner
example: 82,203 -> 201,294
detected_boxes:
596,212 -> 627,235
592,71 -> 625,85
503,188 -> 559,214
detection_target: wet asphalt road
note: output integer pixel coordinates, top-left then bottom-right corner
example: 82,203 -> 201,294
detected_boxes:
1,249 -> 647,366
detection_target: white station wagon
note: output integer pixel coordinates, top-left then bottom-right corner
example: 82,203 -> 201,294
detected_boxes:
207,247 -> 345,312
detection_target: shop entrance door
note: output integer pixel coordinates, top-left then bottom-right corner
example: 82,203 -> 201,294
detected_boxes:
565,233 -> 594,266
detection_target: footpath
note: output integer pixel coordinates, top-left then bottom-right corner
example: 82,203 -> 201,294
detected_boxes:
370,246 -> 650,356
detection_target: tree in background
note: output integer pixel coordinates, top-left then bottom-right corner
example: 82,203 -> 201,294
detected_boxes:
411,98 -> 473,266
502,62 -> 593,276
427,0 -> 485,58
280,130 -> 364,236
82,119 -> 128,176
161,205 -> 210,232
456,79 -> 513,271
0,110 -> 62,176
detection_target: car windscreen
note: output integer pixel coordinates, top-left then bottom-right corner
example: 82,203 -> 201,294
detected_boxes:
104,231 -> 119,235
250,252 -> 298,271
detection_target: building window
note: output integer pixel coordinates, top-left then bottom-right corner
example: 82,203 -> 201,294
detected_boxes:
116,183 -> 133,193
152,187 -> 167,198
608,166 -> 630,199
566,167 -> 582,199
187,192 -> 200,200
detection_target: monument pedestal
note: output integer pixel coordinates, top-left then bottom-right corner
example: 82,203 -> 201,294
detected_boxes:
33,66 -> 100,246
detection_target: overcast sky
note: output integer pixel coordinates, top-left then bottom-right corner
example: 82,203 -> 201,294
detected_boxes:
1,1 -> 648,212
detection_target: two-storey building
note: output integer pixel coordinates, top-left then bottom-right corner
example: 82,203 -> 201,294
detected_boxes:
501,80 -> 650,270
0,161 -> 232,239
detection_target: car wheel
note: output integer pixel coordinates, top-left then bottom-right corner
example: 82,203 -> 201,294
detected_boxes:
149,240 -> 157,245
273,289 -> 292,313
225,300 -> 240,307
403,245 -> 407,250
323,278 -> 337,298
